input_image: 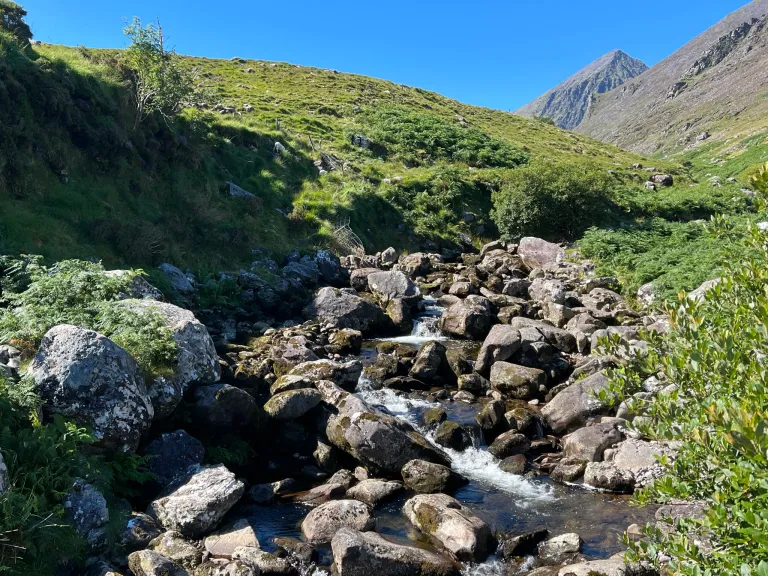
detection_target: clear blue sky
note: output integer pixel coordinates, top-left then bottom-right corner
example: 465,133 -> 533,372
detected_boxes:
22,0 -> 751,111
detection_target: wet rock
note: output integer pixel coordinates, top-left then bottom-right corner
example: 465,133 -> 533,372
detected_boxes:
144,430 -> 205,489
273,537 -> 316,563
487,431 -> 531,459
346,479 -> 403,507
386,298 -> 413,333
499,454 -> 527,475
583,462 -> 635,493
538,532 -> 582,562
28,325 -> 154,453
331,527 -> 460,576
433,421 -> 473,451
541,371 -> 611,434
264,388 -> 323,420
149,464 -> 245,537
367,271 -> 420,305
128,550 -> 189,576
249,478 -> 298,503
401,459 -> 468,494
293,482 -> 346,506
550,458 -> 587,484
475,325 -> 521,375
304,287 -> 392,335
498,529 -> 549,558
438,296 -> 493,340
490,362 -> 546,400
288,359 -> 363,392
403,493 -> 495,562
204,519 -> 260,559
517,237 -> 564,269
563,423 -> 622,462
193,384 -> 265,432
457,373 -> 490,395
409,341 -> 452,384
232,547 -> 297,576
301,499 -> 374,543
148,530 -> 203,569
424,407 -> 448,428
475,400 -> 507,439
64,479 -> 109,552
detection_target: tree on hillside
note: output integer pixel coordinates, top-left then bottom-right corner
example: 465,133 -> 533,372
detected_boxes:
122,17 -> 193,127
0,0 -> 33,44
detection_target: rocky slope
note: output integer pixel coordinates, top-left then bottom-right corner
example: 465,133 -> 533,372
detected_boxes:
576,0 -> 768,154
516,50 -> 648,130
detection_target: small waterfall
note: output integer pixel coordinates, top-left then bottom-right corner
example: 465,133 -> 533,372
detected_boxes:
378,297 -> 447,345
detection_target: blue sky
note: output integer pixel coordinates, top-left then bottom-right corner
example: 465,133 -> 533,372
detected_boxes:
23,0 -> 750,111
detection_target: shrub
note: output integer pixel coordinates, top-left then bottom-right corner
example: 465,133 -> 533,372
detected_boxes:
0,1 -> 32,45
491,160 -> 617,241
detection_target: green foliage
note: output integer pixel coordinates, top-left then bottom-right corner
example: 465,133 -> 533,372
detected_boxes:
364,107 -> 529,168
491,160 -> 617,241
0,1 -> 31,45
197,274 -> 244,310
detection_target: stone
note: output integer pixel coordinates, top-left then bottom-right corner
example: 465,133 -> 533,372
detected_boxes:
651,174 -> 674,187
83,561 -> 125,576
367,271 -> 420,304
397,253 -> 432,278
116,300 -> 221,419
607,439 -> 675,488
193,384 -> 265,432
304,287 -> 392,335
327,329 -> 363,355
475,400 -> 507,438
204,519 -> 260,559
475,325 -> 521,375
115,512 -> 162,564
529,278 -> 566,305
540,371 -> 612,434
28,325 -> 153,452
0,452 -> 8,496
498,529 -> 549,558
293,482 -> 346,506
439,297 -> 493,340
502,278 -> 531,298
288,359 -> 363,392
403,493 -> 495,562
563,423 -> 622,462
490,362 -> 546,400
499,454 -> 527,475
401,458 -> 466,493
128,550 -> 189,576
566,313 -> 607,336
424,407 -> 448,428
448,281 -> 472,297
688,278 -> 721,302
158,263 -> 194,293
509,317 -> 577,353
583,462 -> 635,493
433,421 -> 473,451
457,373 -> 490,395
517,237 -> 564,270
195,559 -> 256,576
144,430 -> 205,489
149,464 -> 245,537
314,440 -> 338,471
487,431 -> 531,459
550,458 -> 587,484
556,553 -> 654,576
64,479 -> 109,552
270,375 -> 314,395
538,533 -> 582,562
300,499 -> 374,543
331,527 -> 460,576
315,249 -> 348,287
350,268 -> 381,291
409,341 -> 451,384
148,530 -> 203,569
105,269 -> 164,300
264,388 -> 322,420
386,298 -> 413,333
232,547 -> 297,575
380,247 -> 398,267
346,479 -> 403,507
273,537 -> 316,563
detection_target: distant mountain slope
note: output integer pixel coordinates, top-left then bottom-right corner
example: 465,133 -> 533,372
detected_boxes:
577,0 -> 768,154
516,50 -> 648,130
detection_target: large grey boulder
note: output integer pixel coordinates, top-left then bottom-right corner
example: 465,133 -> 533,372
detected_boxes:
490,362 -> 545,399
264,389 -> 322,420
304,287 -> 392,335
583,462 -> 635,494
204,519 -> 260,559
193,384 -> 265,432
288,359 -> 363,392
231,547 -> 296,575
346,479 -> 403,507
144,430 -> 205,489
409,341 -> 452,384
401,459 -> 467,494
541,371 -> 612,434
331,527 -> 459,576
148,464 -> 245,537
301,499 -> 374,543
147,530 -> 203,569
403,494 -> 495,562
367,271 -> 420,305
556,553 -> 655,576
563,423 -> 622,462
508,317 -> 577,353
439,296 -> 493,340
116,300 -> 221,419
604,438 -> 675,488
517,237 -> 564,270
28,325 -> 153,452
158,263 -> 194,293
64,479 -> 109,552
528,278 -> 566,305
128,550 -> 189,576
475,325 -> 521,375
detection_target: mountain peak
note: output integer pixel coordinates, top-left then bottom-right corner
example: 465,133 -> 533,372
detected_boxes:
516,50 -> 648,130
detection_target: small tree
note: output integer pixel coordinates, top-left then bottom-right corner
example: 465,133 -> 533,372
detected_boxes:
0,0 -> 32,44
122,17 -> 193,127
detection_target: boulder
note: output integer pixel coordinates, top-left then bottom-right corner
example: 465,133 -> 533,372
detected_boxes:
563,423 -> 622,462
232,547 -> 297,575
270,375 -> 314,395
550,458 -> 587,484
304,287 -> 392,335
386,298 -> 413,333
409,341 -> 452,384
0,452 -> 8,496
457,373 -> 490,395
128,550 -> 189,576
327,329 -> 363,355
538,533 -> 582,563
529,278 -> 566,305
116,512 -> 162,564
367,271 -> 420,304
204,519 -> 260,559
517,238 -> 564,270
499,454 -> 527,475
350,268 -> 380,291
509,317 -> 577,353
556,553 -> 655,576
264,389 -> 323,420
28,325 -> 153,452
397,253 -> 432,278
433,421 -> 473,451
605,438 -> 675,488
105,269 -> 164,300
293,482 -> 346,506
475,400 -> 507,439
149,464 -> 245,537
381,247 -> 398,267
448,281 -> 472,297
439,297 -> 493,340
401,459 -> 468,494
116,300 -> 220,419
288,359 -> 363,392
497,529 -> 549,559
158,263 -> 194,293
651,174 -> 673,187
583,462 -> 635,493
490,362 -> 545,400
331,527 -> 459,576
487,431 -> 531,459
144,430 -> 205,489
346,479 -> 403,507
315,249 -> 347,287
148,530 -> 203,569
475,325 -> 521,375
403,493 -> 495,562
301,499 -> 374,543
540,371 -> 611,434
193,384 -> 265,432
64,479 -> 109,552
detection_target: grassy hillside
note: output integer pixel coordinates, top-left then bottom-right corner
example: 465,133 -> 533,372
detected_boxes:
0,38 -> 672,272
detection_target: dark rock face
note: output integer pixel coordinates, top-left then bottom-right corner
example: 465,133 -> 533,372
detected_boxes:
439,297 -> 493,340
193,384 -> 266,432
304,287 -> 393,335
64,479 -> 109,553
401,459 -> 468,494
144,430 -> 205,489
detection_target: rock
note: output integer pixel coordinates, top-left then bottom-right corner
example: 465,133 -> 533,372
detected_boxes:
556,553 -> 655,576
367,271 -> 420,304
327,329 -> 363,355
195,559 -> 256,575
502,279 -> 531,298
301,499 -> 374,543
583,462 -> 635,493
204,519 -> 260,559
439,297 -> 493,340
498,529 -> 549,558
283,258 -> 320,286
529,278 -> 566,305
517,238 -> 564,269
381,247 -> 398,267
193,384 -> 265,432
401,459 -> 467,494
149,464 -> 245,537
509,317 -> 577,353
499,454 -> 527,475
28,325 -> 153,452
566,313 -> 607,336
288,359 -> 363,392
424,407 -> 448,428
304,287 -> 392,335
397,253 -> 432,278
457,373 -> 490,395
270,375 -> 314,395
116,300 -> 221,419
403,493 -> 495,562
490,362 -> 546,400
314,440 -> 338,471
651,174 -> 673,187
487,431 -> 531,459
273,537 -> 316,563
550,458 -> 587,484
105,269 -> 164,300
386,298 -> 413,333
688,278 -> 721,302
83,561 -> 125,576
409,341 -> 451,384
606,438 -> 675,488
144,430 -> 205,489
232,547 -> 297,575
346,479 -> 403,507
315,249 -> 347,287
158,263 -> 194,293
475,400 -> 507,438
249,479 -> 298,503
148,530 -> 203,569
350,268 -> 380,291
475,325 -> 521,375
331,527 -> 460,576
448,281 -> 472,297
0,452 -> 8,496
433,421 -> 473,451
293,482 -> 346,506
264,389 -> 322,420
644,181 -> 657,191
128,550 -> 189,576
563,423 -> 622,462
538,533 -> 582,562
636,282 -> 655,305
541,371 -> 612,434
64,479 -> 109,552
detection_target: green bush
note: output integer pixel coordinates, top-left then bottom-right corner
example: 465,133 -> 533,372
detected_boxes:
0,1 -> 32,45
491,160 -> 617,241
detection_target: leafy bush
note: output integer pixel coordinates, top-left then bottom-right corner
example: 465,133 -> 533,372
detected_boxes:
491,160 -> 617,241
0,1 -> 32,45
365,107 -> 529,168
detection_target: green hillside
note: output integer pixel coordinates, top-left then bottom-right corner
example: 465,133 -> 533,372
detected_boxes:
0,38 -> 674,271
